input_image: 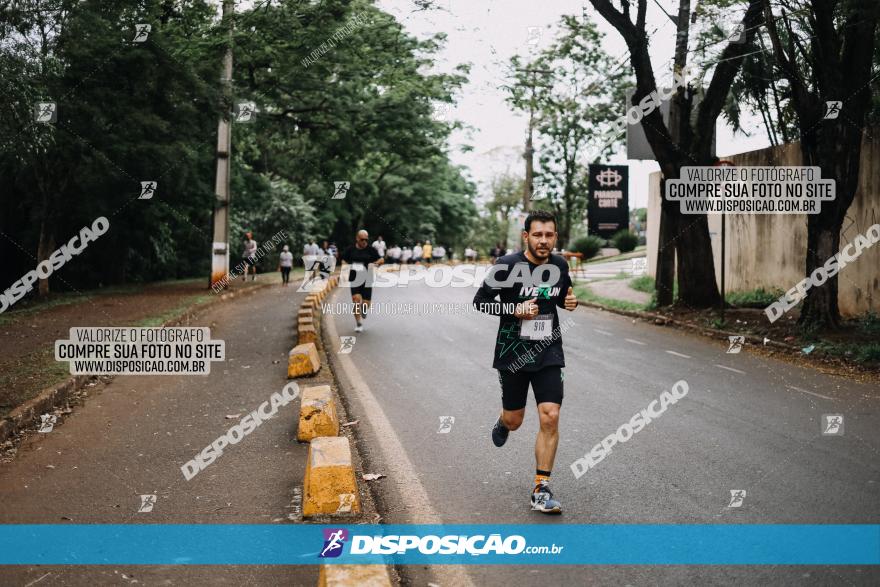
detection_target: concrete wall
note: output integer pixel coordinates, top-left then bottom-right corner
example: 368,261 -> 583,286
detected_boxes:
647,136 -> 879,317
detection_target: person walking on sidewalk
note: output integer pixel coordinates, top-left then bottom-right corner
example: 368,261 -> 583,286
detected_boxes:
278,245 -> 293,285
342,229 -> 384,333
242,231 -> 258,282
472,210 -> 578,514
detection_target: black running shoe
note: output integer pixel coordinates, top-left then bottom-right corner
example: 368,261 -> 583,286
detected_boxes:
491,416 -> 509,447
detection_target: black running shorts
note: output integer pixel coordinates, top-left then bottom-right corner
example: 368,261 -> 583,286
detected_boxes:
497,366 -> 564,411
350,283 -> 373,300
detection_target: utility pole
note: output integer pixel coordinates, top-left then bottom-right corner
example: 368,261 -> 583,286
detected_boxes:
210,0 -> 234,289
517,68 -> 554,212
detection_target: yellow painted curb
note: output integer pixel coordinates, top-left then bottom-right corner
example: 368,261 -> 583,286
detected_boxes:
288,342 -> 321,378
303,436 -> 360,516
298,308 -> 314,320
318,565 -> 392,587
298,315 -> 315,328
298,323 -> 318,345
297,384 -> 339,442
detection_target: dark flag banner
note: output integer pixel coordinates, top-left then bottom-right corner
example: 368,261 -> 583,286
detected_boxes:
588,164 -> 629,239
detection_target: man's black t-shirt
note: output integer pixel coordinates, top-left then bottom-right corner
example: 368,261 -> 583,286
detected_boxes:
341,245 -> 380,284
473,252 -> 572,372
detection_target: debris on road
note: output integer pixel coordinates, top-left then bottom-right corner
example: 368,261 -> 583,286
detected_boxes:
362,473 -> 386,481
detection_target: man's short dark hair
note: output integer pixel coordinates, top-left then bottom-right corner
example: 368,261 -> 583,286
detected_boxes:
524,210 -> 557,233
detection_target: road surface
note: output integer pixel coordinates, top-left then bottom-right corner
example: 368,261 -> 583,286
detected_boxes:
325,264 -> 880,586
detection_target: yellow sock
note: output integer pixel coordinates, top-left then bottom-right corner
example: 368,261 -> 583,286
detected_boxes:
534,471 -> 551,487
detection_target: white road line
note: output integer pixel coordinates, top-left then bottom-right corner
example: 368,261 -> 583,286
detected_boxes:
715,364 -> 746,374
625,338 -> 646,345
788,385 -> 835,400
665,350 -> 691,359
594,329 -> 613,336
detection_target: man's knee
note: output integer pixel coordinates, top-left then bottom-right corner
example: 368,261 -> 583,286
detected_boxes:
538,405 -> 559,431
502,410 -> 524,431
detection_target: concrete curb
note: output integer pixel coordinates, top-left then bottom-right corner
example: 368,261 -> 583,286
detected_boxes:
319,565 -> 392,587
0,280 -> 272,444
297,384 -> 339,442
303,436 -> 361,517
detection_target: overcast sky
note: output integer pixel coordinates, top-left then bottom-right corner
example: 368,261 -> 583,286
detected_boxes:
378,0 -> 772,210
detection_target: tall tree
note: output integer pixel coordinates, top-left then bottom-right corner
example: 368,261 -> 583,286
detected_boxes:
589,0 -> 763,308
506,16 -> 624,248
762,0 -> 879,328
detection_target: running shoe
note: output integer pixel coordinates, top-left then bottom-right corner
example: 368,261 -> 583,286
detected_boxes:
491,416 -> 509,447
531,482 -> 562,514
354,324 -> 364,333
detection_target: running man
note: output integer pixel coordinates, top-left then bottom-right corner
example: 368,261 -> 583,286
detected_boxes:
342,229 -> 384,332
473,210 -> 578,514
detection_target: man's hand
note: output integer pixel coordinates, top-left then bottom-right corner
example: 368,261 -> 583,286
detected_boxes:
514,297 -> 539,319
564,286 -> 578,311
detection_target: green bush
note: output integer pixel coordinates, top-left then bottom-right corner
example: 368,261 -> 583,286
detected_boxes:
572,235 -> 604,260
611,230 -> 638,253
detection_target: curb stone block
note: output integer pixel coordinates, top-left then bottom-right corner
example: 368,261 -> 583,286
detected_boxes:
297,385 -> 339,442
318,565 -> 392,587
303,436 -> 360,516
288,343 -> 321,378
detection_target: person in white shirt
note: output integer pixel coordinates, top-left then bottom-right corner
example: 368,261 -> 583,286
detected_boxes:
372,236 -> 387,259
401,247 -> 412,264
433,245 -> 445,263
389,244 -> 402,265
278,245 -> 293,285
412,243 -> 422,264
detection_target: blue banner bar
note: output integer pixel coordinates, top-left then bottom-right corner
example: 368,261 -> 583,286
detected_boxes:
0,525 -> 877,565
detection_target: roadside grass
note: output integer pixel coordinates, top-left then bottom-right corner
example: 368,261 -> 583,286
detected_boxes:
0,274 -> 284,419
726,287 -> 784,308
573,283 -> 649,312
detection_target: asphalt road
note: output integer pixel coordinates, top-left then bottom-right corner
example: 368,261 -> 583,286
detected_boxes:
326,264 -> 880,586
0,282 -> 317,586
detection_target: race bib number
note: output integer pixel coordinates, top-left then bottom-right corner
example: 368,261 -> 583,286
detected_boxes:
352,262 -> 365,271
520,314 -> 553,341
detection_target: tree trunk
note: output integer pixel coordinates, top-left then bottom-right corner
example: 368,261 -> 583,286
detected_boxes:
36,220 -> 54,298
654,181 -> 676,306
799,221 -> 840,328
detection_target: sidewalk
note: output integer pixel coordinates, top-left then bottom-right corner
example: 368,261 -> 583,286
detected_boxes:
0,277 -> 321,585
